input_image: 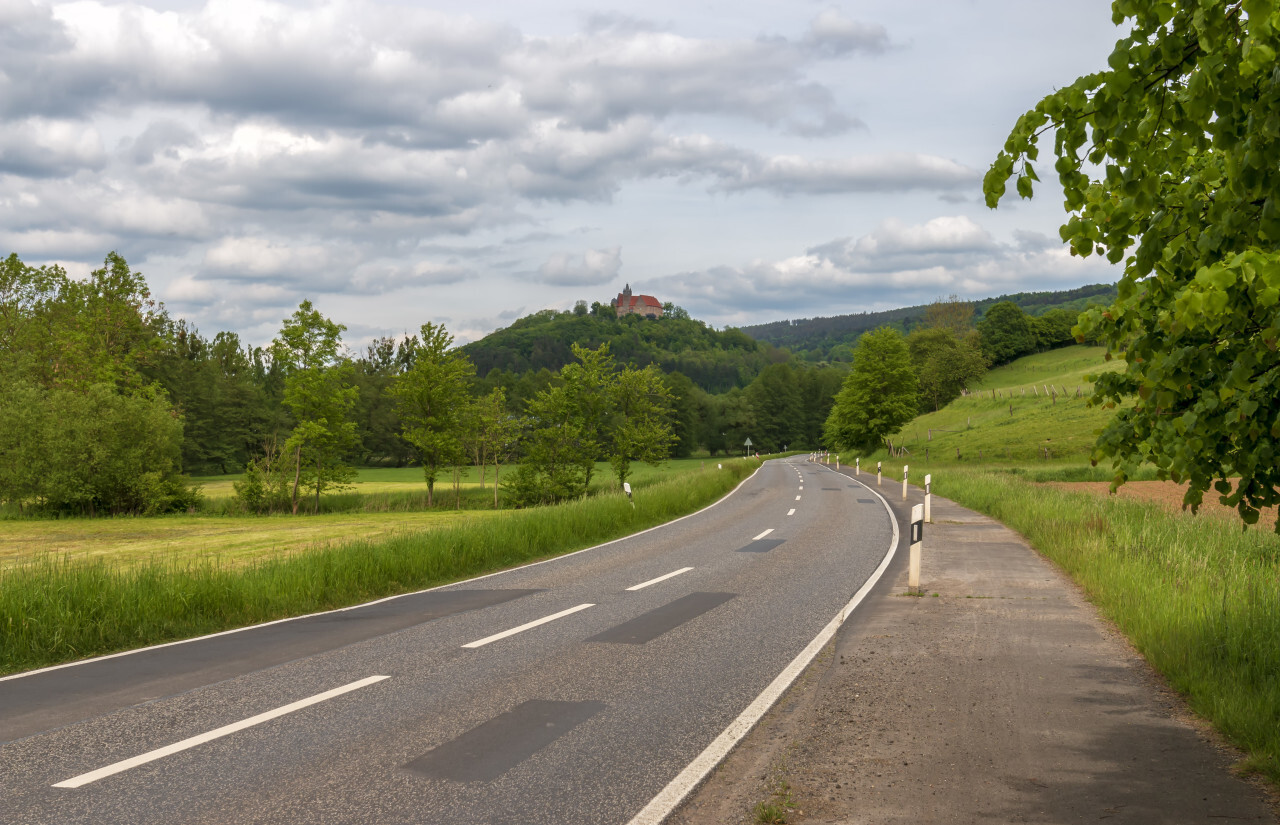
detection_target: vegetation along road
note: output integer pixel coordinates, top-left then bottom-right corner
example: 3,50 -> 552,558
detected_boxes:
0,457 -> 900,825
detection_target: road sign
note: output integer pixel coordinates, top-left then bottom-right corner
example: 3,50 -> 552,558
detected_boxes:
743,437 -> 753,447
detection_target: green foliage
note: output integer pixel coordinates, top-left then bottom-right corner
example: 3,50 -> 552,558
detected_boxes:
463,307 -> 777,393
391,322 -> 476,506
273,301 -> 359,513
232,438 -> 294,513
986,0 -> 1280,528
510,343 -> 675,504
977,301 -> 1036,365
824,327 -> 917,453
907,327 -> 988,412
0,382 -> 193,515
0,253 -> 198,515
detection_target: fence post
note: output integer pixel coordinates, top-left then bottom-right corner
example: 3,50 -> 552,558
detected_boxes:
902,464 -> 909,500
909,503 -> 924,592
924,473 -> 932,523
877,461 -> 882,486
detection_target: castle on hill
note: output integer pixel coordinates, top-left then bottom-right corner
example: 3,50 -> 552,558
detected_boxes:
611,284 -> 663,319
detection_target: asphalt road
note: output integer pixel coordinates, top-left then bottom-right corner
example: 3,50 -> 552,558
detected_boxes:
0,457 -> 901,825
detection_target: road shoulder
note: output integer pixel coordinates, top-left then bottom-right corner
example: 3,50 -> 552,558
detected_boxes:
671,485 -> 1279,824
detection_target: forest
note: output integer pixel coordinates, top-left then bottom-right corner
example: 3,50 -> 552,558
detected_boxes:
0,252 -> 1088,517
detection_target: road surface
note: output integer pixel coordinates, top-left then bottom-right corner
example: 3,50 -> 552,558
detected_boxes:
0,458 -> 900,825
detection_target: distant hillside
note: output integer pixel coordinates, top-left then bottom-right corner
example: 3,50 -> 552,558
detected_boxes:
461,308 -> 783,394
741,283 -> 1117,359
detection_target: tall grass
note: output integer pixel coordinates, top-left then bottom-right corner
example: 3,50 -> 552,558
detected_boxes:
926,467 -> 1280,784
0,460 -> 757,675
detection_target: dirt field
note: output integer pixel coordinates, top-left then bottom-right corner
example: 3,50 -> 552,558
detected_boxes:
1048,479 -> 1279,527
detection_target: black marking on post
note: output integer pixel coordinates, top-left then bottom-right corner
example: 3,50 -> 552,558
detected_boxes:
405,700 -> 605,782
588,592 -> 736,644
736,539 -> 785,553
910,520 -> 923,544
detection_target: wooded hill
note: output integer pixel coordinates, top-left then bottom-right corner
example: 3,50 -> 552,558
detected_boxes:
463,307 -> 785,394
740,283 -> 1117,360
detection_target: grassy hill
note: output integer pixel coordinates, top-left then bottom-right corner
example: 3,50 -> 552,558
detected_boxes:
855,345 -> 1125,468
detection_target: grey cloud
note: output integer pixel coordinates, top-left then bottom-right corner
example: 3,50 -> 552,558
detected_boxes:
10,1 -> 876,141
650,216 -> 1117,318
802,8 -> 890,57
537,247 -> 622,286
0,118 -> 105,178
128,121 -> 201,165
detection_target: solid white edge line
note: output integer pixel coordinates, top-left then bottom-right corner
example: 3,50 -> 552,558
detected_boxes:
461,603 -> 594,649
625,567 -> 695,592
624,464 -> 899,825
751,529 -> 774,541
787,508 -> 796,516
3,464 -> 768,683
52,675 -> 390,789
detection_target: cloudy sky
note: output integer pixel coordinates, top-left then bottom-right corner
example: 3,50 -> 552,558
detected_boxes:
2,0 -> 1126,347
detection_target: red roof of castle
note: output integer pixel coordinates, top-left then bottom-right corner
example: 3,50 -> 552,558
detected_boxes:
617,293 -> 661,308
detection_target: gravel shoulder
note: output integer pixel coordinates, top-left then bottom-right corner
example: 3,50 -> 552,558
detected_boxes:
670,482 -> 1279,825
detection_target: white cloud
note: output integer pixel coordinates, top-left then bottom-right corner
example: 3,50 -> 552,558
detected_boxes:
537,246 -> 622,286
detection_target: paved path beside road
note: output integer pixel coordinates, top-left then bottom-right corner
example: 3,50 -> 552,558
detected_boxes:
673,465 -> 1278,824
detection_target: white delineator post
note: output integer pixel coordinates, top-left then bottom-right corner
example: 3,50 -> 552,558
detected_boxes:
924,473 -> 932,524
835,454 -> 840,470
909,503 -> 924,592
902,464 -> 909,501
855,457 -> 860,476
877,461 -> 882,486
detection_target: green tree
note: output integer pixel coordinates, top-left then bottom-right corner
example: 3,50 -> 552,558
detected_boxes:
607,363 -> 675,487
469,388 -> 520,507
391,322 -> 475,506
823,327 -> 917,454
907,327 -> 988,412
746,363 -> 803,452
272,301 -> 358,514
985,0 -> 1280,526
977,301 -> 1036,365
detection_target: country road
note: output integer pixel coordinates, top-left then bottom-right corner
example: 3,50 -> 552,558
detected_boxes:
0,458 -> 902,825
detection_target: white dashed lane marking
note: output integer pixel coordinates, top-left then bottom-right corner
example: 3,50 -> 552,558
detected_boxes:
462,604 -> 595,649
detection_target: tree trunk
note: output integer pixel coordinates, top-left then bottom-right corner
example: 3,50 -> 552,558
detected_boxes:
494,460 -> 500,508
314,457 -> 322,514
291,444 -> 302,515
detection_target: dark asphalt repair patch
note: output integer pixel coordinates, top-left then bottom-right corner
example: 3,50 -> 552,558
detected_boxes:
857,498 -> 876,503
1,588 -> 540,743
405,699 -> 605,782
821,487 -> 841,490
587,592 -> 736,645
735,539 -> 785,553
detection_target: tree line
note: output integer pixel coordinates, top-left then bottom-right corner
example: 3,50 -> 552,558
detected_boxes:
0,252 -> 1084,517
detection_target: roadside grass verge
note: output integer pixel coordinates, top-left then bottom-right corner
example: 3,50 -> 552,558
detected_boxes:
0,459 -> 758,675
919,466 -> 1280,784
